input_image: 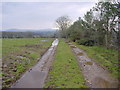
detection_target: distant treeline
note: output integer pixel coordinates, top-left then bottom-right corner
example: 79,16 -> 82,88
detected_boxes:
1,31 -> 59,38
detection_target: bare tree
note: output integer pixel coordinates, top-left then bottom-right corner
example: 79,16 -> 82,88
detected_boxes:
56,15 -> 71,38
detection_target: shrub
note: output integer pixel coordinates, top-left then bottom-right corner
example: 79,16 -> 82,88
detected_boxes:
76,38 -> 95,46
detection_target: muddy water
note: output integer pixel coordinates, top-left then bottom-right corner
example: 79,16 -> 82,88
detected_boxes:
11,39 -> 59,88
68,43 -> 118,88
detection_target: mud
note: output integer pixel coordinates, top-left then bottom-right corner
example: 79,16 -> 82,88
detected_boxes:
70,45 -> 76,48
0,59 -> 2,89
68,43 -> 118,88
24,44 -> 41,48
11,39 -> 59,88
77,52 -> 83,56
84,61 -> 93,65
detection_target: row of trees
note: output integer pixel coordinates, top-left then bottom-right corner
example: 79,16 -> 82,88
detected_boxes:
2,31 -> 56,38
56,1 -> 119,49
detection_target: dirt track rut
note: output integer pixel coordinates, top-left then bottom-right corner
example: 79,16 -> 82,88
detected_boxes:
68,43 -> 118,88
11,39 -> 59,88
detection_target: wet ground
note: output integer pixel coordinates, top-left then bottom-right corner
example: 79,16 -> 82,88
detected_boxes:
11,39 -> 59,88
68,43 -> 118,88
0,59 -> 2,89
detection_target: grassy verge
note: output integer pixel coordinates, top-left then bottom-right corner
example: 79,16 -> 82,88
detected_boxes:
75,43 -> 119,78
2,38 -> 54,88
45,39 -> 87,88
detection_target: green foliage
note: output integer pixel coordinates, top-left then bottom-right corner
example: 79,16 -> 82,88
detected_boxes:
67,20 -> 84,41
76,38 -> 95,46
66,1 -> 118,49
29,53 -> 38,60
45,39 -> 87,88
16,62 -> 26,73
84,10 -> 93,24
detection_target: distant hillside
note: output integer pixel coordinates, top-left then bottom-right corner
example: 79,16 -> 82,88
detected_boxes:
1,29 -> 59,38
3,29 -> 57,33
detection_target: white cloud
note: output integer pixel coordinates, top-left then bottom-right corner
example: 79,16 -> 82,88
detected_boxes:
0,3 -> 2,30
2,2 -> 96,30
2,0 -> 98,2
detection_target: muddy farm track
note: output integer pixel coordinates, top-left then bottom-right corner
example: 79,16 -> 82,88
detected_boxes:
68,43 -> 118,88
10,39 -> 118,88
11,39 -> 59,88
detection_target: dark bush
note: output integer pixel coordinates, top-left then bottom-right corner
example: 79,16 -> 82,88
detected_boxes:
76,39 -> 95,46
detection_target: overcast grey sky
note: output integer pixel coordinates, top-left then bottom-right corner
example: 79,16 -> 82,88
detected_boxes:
1,1 -> 97,30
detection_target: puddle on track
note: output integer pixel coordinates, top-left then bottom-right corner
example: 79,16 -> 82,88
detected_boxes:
70,45 -> 76,48
94,77 -> 111,88
77,52 -> 83,56
84,61 -> 93,65
11,39 -> 59,88
41,40 -> 48,42
69,43 -> 118,88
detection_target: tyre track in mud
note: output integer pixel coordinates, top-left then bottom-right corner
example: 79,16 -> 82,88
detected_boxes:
68,43 -> 118,88
11,39 -> 59,88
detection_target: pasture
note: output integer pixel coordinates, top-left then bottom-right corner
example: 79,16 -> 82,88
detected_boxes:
2,38 -> 53,88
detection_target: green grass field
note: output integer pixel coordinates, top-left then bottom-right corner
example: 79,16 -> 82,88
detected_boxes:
2,38 -> 54,88
2,38 -> 118,88
75,44 -> 119,78
45,39 -> 87,88
0,39 -> 2,59
2,38 -> 52,57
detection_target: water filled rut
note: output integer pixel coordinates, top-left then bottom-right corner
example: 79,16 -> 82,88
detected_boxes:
11,39 -> 59,88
